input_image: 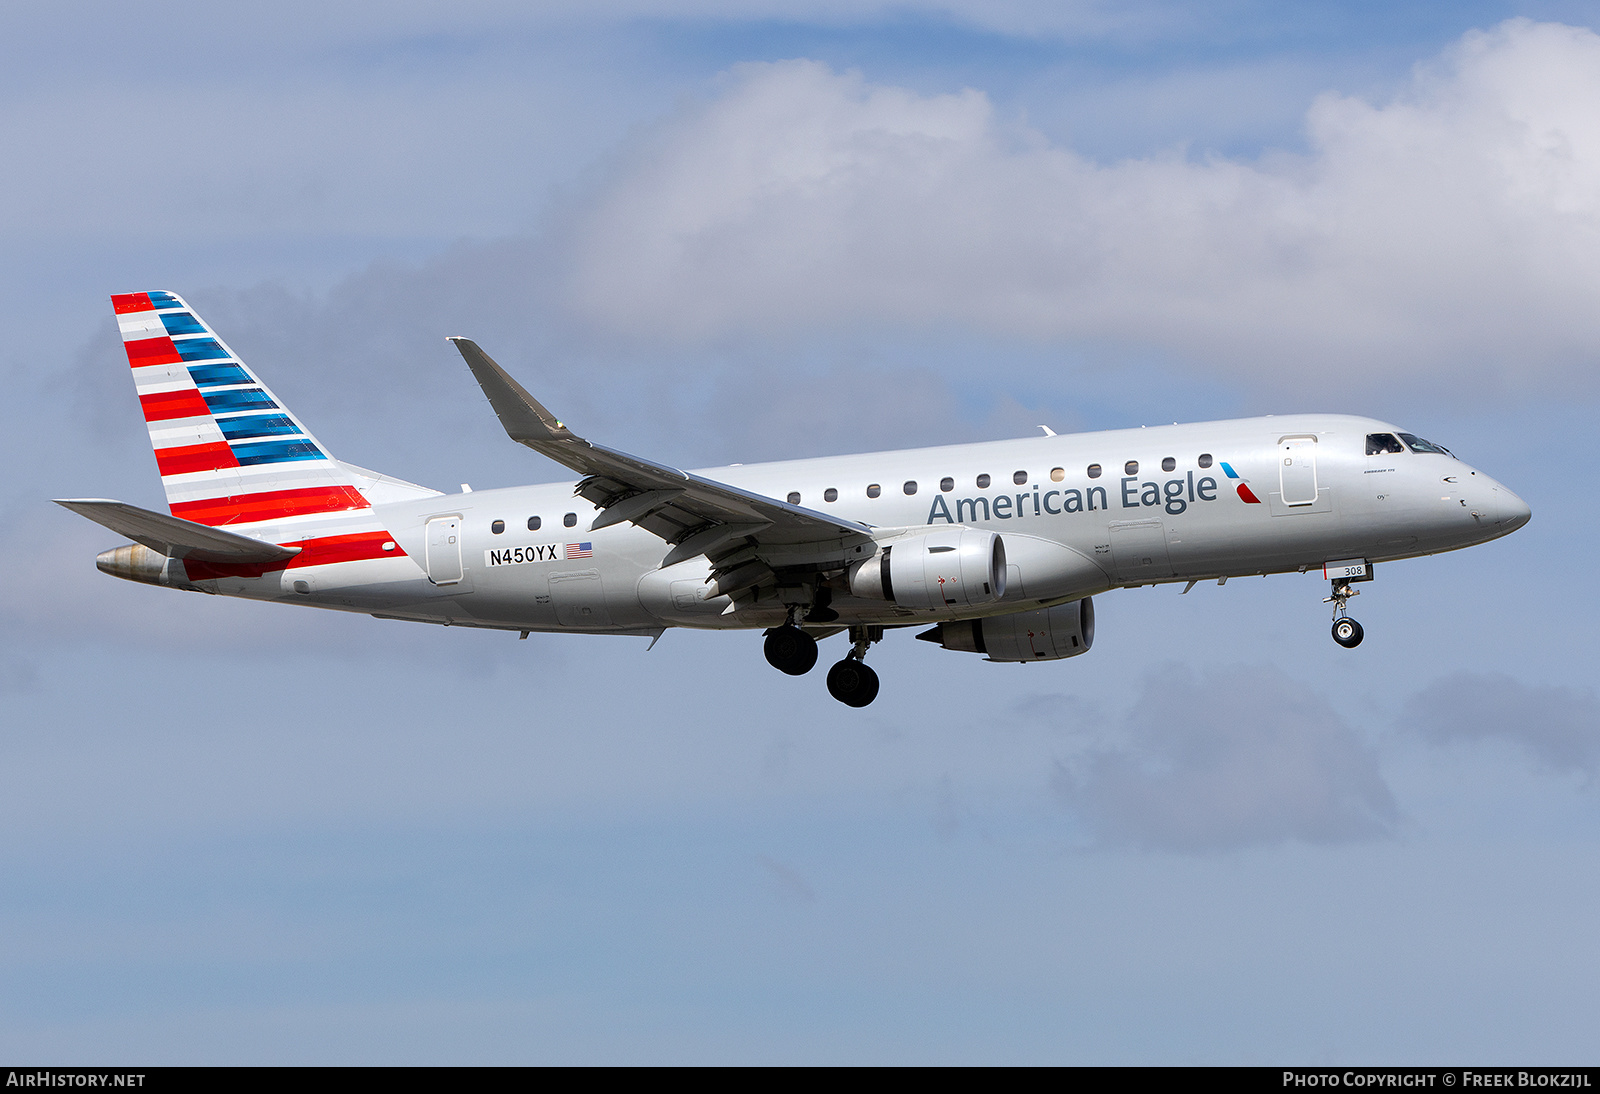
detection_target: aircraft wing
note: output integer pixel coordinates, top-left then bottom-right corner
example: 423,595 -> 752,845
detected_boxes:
54,499 -> 301,563
451,339 -> 874,572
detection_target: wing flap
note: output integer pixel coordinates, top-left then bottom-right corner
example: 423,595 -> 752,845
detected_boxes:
54,499 -> 301,563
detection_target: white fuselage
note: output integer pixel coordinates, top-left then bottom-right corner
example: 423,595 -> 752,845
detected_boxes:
179,413 -> 1529,635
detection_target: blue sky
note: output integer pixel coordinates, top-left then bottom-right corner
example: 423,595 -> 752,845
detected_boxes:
3,0 -> 1599,1063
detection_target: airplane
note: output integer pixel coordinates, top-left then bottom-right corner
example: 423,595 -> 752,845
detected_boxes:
59,291 -> 1532,707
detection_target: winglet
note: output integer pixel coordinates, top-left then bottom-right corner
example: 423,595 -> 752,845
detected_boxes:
448,337 -> 574,446
443,339 -> 870,551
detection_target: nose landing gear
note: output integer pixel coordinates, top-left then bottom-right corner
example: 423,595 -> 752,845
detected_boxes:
1325,578 -> 1364,648
826,625 -> 883,707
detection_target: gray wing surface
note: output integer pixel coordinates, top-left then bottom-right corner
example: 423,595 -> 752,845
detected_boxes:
54,499 -> 300,563
450,338 -> 875,589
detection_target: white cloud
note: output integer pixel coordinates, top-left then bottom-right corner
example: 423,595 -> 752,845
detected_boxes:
1404,671 -> 1600,777
1053,665 -> 1397,851
561,20 -> 1600,393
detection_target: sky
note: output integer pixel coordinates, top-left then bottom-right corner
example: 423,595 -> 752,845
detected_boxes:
2,0 -> 1599,1064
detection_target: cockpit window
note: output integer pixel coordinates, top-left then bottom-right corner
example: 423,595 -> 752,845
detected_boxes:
1365,433 -> 1405,456
1397,432 -> 1454,457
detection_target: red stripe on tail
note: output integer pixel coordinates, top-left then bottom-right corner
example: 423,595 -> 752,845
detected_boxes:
139,389 -> 211,422
112,293 -> 154,314
124,336 -> 182,367
154,442 -> 240,477
170,485 -> 371,527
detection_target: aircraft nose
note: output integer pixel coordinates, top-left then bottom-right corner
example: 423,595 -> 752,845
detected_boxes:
1496,484 -> 1532,532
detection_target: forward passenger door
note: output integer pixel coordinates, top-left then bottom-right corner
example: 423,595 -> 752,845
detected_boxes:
1279,437 -> 1318,506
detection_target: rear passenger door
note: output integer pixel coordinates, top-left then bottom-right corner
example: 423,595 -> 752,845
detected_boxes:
425,516 -> 465,585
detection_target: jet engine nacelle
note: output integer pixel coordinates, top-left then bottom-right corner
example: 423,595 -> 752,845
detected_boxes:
917,597 -> 1095,662
847,527 -> 1006,611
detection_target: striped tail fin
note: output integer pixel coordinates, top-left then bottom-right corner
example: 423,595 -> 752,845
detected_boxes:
113,290 -> 372,529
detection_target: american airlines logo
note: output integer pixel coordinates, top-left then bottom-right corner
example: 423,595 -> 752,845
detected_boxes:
1219,462 -> 1263,503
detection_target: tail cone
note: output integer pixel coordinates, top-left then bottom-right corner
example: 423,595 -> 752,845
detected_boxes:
96,543 -> 168,585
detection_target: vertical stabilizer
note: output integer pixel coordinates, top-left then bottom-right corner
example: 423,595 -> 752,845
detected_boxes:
113,291 -> 372,529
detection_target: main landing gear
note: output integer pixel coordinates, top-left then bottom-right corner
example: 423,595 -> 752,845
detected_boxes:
826,627 -> 883,708
1325,578 -> 1364,649
763,624 -> 818,676
761,618 -> 883,706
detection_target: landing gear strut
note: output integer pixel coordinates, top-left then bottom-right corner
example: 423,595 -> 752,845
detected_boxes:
1325,579 -> 1364,649
826,626 -> 882,707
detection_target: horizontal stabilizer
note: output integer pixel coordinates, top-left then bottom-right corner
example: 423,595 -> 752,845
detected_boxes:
54,499 -> 300,563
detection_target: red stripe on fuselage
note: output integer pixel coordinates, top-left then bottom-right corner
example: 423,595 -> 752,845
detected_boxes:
139,388 -> 211,422
124,336 -> 181,366
154,441 -> 239,477
290,531 -> 402,567
169,485 -> 371,527
182,530 -> 404,581
112,293 -> 154,314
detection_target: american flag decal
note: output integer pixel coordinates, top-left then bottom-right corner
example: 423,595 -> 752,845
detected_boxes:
566,542 -> 593,559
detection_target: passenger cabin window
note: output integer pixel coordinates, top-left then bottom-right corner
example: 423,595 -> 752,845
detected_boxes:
866,484 -> 882,498
1397,432 -> 1453,456
1087,464 -> 1102,479
1013,470 -> 1028,485
1125,461 -> 1139,476
1366,433 -> 1405,456
1050,468 -> 1065,482
563,512 -> 577,527
1198,453 -> 1213,468
491,520 -> 505,535
903,481 -> 918,495
787,492 -> 801,505
976,474 -> 991,488
824,488 -> 838,502
528,516 -> 541,531
1161,457 -> 1176,472
940,477 -> 954,492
